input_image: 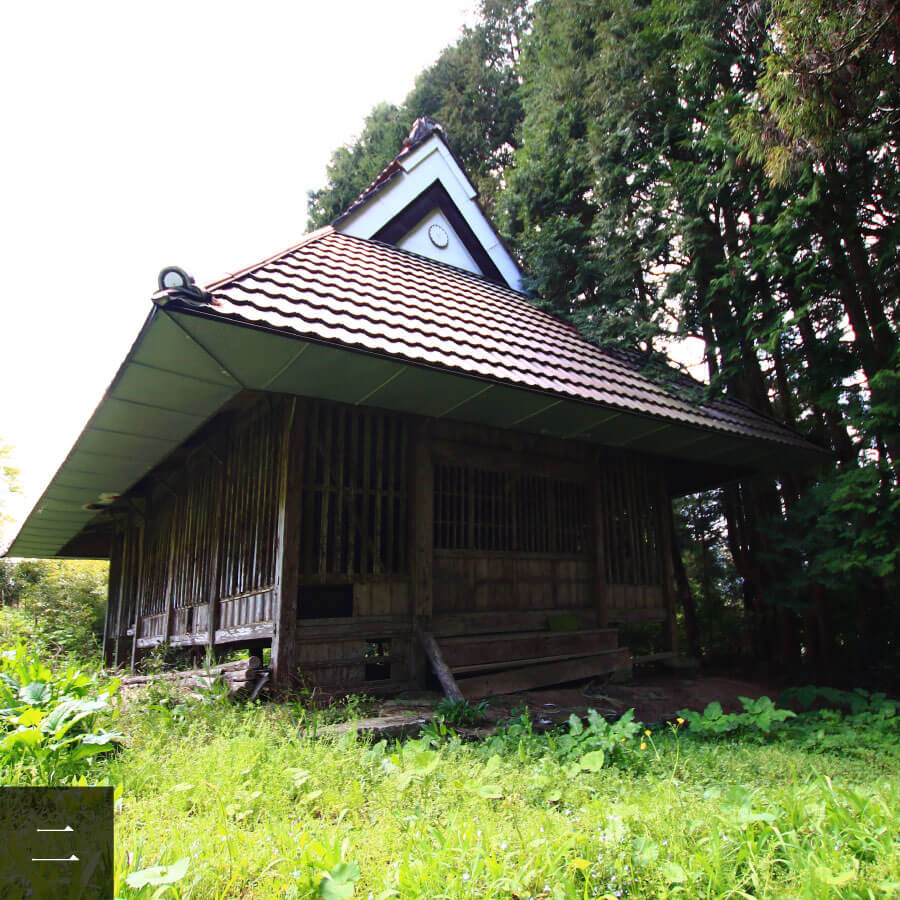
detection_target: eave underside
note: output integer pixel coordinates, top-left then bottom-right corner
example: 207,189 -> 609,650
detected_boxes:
8,307 -> 827,560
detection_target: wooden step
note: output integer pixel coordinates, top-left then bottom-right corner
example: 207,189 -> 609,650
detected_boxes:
439,629 -> 618,670
458,648 -> 631,699
432,608 -> 600,638
452,649 -> 615,675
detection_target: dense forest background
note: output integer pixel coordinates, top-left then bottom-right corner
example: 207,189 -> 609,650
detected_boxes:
309,0 -> 899,684
0,441 -> 108,657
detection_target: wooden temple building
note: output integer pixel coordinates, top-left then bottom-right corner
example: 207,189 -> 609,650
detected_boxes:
5,119 -> 823,698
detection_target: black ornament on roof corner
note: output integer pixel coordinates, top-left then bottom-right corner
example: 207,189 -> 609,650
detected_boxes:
156,266 -> 210,303
404,117 -> 445,149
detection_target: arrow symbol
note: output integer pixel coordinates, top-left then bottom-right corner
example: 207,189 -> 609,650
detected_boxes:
36,825 -> 74,833
32,854 -> 79,862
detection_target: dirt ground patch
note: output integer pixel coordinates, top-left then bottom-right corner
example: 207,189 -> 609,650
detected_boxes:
353,666 -> 783,738
512,669 -> 783,728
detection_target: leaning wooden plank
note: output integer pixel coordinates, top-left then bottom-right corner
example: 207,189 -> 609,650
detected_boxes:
418,630 -> 464,700
459,648 -> 631,699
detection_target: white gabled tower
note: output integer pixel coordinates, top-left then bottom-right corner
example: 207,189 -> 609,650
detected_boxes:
333,117 -> 524,292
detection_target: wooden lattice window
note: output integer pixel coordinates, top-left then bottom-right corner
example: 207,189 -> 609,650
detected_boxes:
597,458 -> 662,586
434,463 -> 590,554
138,496 -> 174,618
216,403 -> 281,600
300,401 -> 409,578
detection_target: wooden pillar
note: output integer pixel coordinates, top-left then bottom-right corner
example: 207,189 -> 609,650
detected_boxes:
271,398 -> 303,687
103,525 -> 124,668
162,517 -> 179,647
657,471 -> 680,654
129,518 -> 146,673
206,438 -> 226,659
409,421 -> 434,687
593,473 -> 609,628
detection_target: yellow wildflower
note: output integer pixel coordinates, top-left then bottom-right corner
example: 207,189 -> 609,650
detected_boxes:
644,729 -> 652,737
640,741 -> 647,750
677,717 -> 685,725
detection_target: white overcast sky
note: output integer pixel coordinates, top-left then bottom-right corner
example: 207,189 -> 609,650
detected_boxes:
0,0 -> 478,535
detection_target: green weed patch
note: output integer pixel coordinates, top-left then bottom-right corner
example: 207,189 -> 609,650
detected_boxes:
98,689 -> 900,899
1,645 -> 897,898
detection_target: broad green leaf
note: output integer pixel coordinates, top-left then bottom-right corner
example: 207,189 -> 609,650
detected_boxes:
815,862 -> 858,887
18,681 -> 51,705
475,783 -> 504,799
15,707 -> 46,727
579,750 -> 606,772
318,861 -> 360,899
125,857 -> 190,889
1,727 -> 44,750
662,861 -> 687,883
631,837 -> 659,866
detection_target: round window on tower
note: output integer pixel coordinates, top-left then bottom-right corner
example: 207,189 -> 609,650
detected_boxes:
428,224 -> 449,249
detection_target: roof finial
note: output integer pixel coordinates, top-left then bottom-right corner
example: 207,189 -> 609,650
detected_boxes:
403,117 -> 445,149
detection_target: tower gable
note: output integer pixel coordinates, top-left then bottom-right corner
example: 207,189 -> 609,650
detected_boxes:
333,119 -> 524,291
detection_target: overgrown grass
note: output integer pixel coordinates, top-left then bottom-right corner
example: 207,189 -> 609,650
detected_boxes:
2,636 -> 898,897
99,689 -> 900,899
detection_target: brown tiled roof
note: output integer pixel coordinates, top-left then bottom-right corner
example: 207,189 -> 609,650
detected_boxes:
201,228 -> 815,450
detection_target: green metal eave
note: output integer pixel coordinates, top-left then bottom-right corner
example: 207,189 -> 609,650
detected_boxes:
5,303 -> 829,561
4,308 -> 241,559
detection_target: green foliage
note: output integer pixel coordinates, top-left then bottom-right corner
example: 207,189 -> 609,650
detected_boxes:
97,691 -> 900,898
0,559 -> 108,661
0,643 -> 121,783
125,856 -> 190,892
543,708 -> 643,771
0,439 -> 21,531
434,697 -> 488,726
679,696 -> 797,738
477,705 -> 645,773
764,461 -> 900,593
734,0 -> 900,183
501,0 -> 899,677
306,102 -> 409,228
307,0 -> 531,228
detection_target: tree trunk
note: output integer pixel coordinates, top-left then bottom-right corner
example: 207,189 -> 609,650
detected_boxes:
670,507 -> 701,659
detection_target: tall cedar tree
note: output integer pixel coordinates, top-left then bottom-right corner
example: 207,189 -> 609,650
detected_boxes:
504,0 -> 898,677
308,0 -> 899,679
306,0 -> 532,229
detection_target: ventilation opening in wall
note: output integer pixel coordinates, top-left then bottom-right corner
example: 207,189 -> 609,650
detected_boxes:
364,638 -> 391,681
297,584 -> 354,619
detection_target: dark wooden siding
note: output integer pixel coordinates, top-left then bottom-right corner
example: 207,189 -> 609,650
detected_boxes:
105,393 -> 673,682
107,396 -> 288,656
298,400 -> 410,581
